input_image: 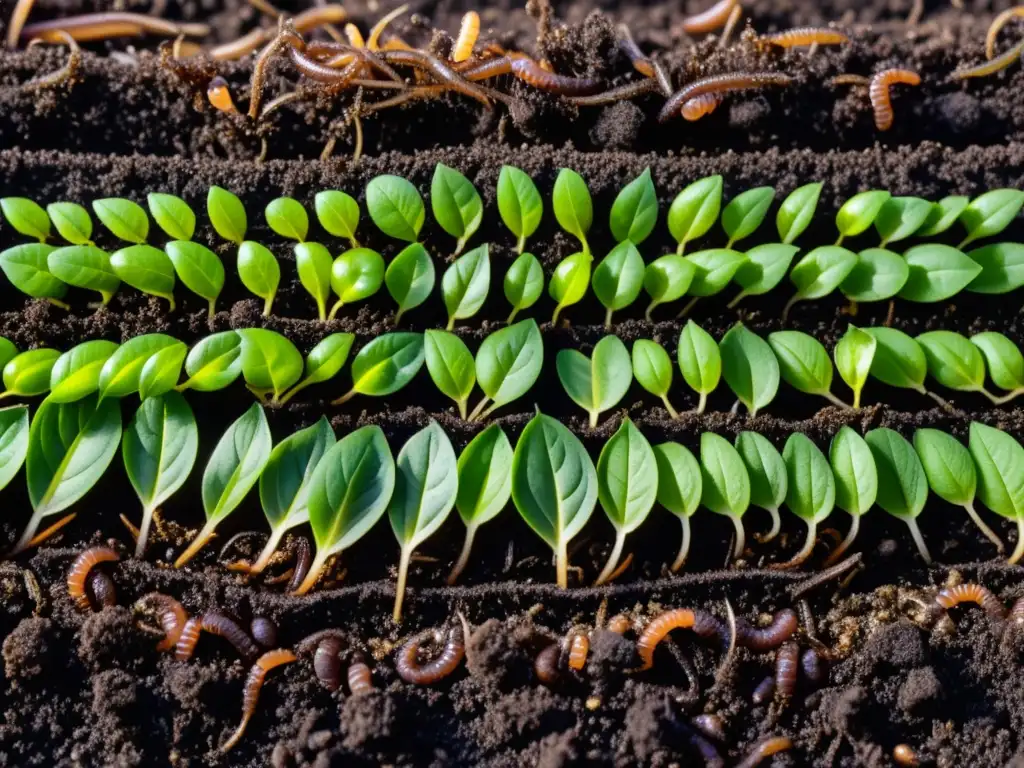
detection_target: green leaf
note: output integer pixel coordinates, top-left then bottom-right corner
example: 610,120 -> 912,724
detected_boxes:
653,442 -> 702,517
0,244 -> 68,303
958,189 -> 1024,248
783,433 -> 835,523
965,243 -> 1024,294
260,416 -> 335,533
123,392 -> 198,517
385,242 -> 435,323
165,240 -> 225,315
685,248 -> 747,297
836,190 -> 890,239
597,417 -> 657,532
2,348 -> 59,397
476,319 -> 544,411
834,325 -> 876,408
315,190 -> 360,247
592,240 -> 644,324
47,202 -> 92,245
913,428 -> 975,506
237,241 -> 281,314
503,252 -> 544,319
138,342 -> 188,401
677,320 -> 721,405
348,332 -> 425,397
424,329 -> 476,415
971,332 -> 1024,392
829,426 -> 877,516
92,198 -> 148,243
730,244 -> 799,305
0,338 -> 15,372
899,244 -> 982,302
552,168 -> 593,254
916,330 -> 986,392
549,252 -> 592,323
26,395 -> 122,519
631,339 -> 674,398
98,333 -> 180,400
295,242 -> 333,320
736,431 -> 787,513
265,197 -> 309,242
1,198 -> 50,242
367,175 -> 424,242
874,196 -> 932,246
456,423 -> 513,526
497,166 -> 543,252
720,322 -> 780,416
511,411 -> 598,586
700,432 -> 750,518
643,254 -> 695,318
331,248 -> 385,312
865,428 -> 928,519
968,422 -> 1024,520
179,331 -> 243,392
667,175 -> 722,254
788,246 -> 858,307
0,405 -> 29,492
865,327 -> 928,392
431,163 -> 483,254
722,186 -> 774,247
237,328 -> 304,400
556,335 -> 631,426
767,330 -> 836,398
207,186 -> 247,244
776,182 -> 822,244
49,340 -> 119,403
202,403 -> 272,522
110,244 -> 176,307
442,244 -> 490,329
278,333 -> 355,405
917,196 -> 969,237
609,167 -> 658,244
147,193 -> 196,241
47,245 -> 120,305
840,248 -> 909,302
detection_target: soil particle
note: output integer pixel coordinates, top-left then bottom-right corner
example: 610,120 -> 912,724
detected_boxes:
587,628 -> 637,679
897,666 -> 944,716
535,730 -> 582,768
478,686 -> 574,750
616,691 -> 679,767
339,691 -> 398,750
466,618 -> 533,691
3,617 -> 55,681
862,621 -> 929,674
829,685 -> 868,734
77,606 -> 146,671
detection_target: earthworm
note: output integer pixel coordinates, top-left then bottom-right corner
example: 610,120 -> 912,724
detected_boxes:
1009,597 -> 1024,627
831,73 -> 871,87
365,4 -> 409,50
893,744 -> 920,766
986,7 -> 1024,60
305,42 -> 405,85
347,653 -> 374,695
68,546 -> 119,612
681,93 -> 724,121
21,31 -> 80,92
289,46 -> 362,85
735,736 -> 794,768
801,648 -> 825,684
210,6 -> 348,60
381,49 -> 492,107
136,593 -> 189,651
567,632 -> 589,671
460,55 -> 513,81
758,27 -> 848,48
681,0 -> 738,35
175,613 -> 260,661
453,11 -> 480,62
248,26 -> 305,120
395,616 -> 468,685
21,13 -> 209,43
636,609 -> 728,670
207,76 -> 238,113
295,629 -> 349,690
658,72 -> 792,123
534,642 -> 562,684
251,617 -> 278,648
569,78 -> 659,106
935,584 -> 1007,620
691,713 -> 726,742
736,609 -> 798,651
752,675 -> 776,704
953,42 -> 1024,80
87,571 -> 117,609
508,56 -> 604,96
617,24 -> 654,77
775,641 -> 800,698
286,537 -> 313,593
607,615 -> 631,634
220,649 -> 297,753
868,69 -> 920,131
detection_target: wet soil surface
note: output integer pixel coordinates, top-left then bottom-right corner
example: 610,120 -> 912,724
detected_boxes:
2,0 -> 1024,764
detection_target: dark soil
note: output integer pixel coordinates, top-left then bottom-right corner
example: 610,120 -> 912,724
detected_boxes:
2,0 -> 1024,764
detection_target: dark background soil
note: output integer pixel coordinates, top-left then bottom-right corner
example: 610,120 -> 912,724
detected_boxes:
2,0 -> 1024,764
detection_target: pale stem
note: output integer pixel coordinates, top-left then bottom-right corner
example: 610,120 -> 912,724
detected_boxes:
394,308 -> 405,326
447,523 -> 478,585
263,294 -> 275,317
645,301 -> 659,322
293,546 -> 333,595
726,290 -> 747,310
516,234 -> 526,254
676,240 -> 687,256
315,298 -> 327,322
852,386 -> 862,409
730,515 -> 746,561
331,388 -> 357,406
276,379 -> 311,406
824,512 -> 860,566
250,526 -> 289,574
46,297 -> 71,310
758,506 -> 781,543
1009,517 -> 1024,566
963,502 -> 1004,554
661,395 -> 679,420
135,504 -> 158,558
446,315 -> 456,331
467,396 -> 490,422
456,398 -> 468,420
393,546 -> 412,622
992,387 -> 1024,405
164,294 -> 177,312
551,304 -> 564,325
207,299 -> 216,319
822,390 -> 851,409
594,530 -> 625,586
556,541 -> 569,588
506,306 -> 519,324
834,233 -> 845,247
905,518 -> 933,564
781,294 -> 799,323
676,297 -> 700,319
772,520 -> 817,570
174,518 -> 220,568
696,391 -> 708,414
327,299 -> 344,321
477,401 -> 503,421
604,307 -> 614,329
589,409 -> 599,429
671,515 -> 691,572
922,388 -> 953,411
10,508 -> 46,556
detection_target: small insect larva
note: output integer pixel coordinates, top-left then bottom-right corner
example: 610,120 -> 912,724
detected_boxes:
220,649 -> 297,753
508,56 -> 604,96
868,69 -> 921,131
68,546 -> 120,612
139,594 -> 189,652
1009,596 -> 1024,627
366,3 -> 409,50
893,743 -> 920,766
637,608 -> 724,670
736,609 -> 799,651
314,636 -> 345,690
175,617 -> 202,661
775,641 -> 800,698
534,642 -> 562,685
251,617 -> 278,649
685,725 -> 725,767
347,653 -> 374,695
395,616 -> 468,685
87,571 -> 117,609
801,648 -> 825,685
453,11 -> 480,63
567,632 -> 590,671
607,615 -> 630,634
659,72 -> 793,123
681,93 -> 724,121
936,583 -> 1007,620
681,0 -> 738,36
735,736 -> 794,768
752,675 -> 776,704
691,713 -> 726,742
758,27 -> 849,48
207,76 -> 238,114
175,613 -> 260,661
345,22 -> 366,49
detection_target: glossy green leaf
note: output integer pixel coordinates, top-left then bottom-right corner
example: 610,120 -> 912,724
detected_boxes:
969,422 -> 1024,521
202,402 -> 272,523
958,189 -> 1024,248
179,331 -> 243,392
47,245 -> 120,304
783,433 -> 835,523
668,175 -> 722,254
366,175 -> 424,242
685,248 -> 746,297
643,254 -> 695,318
265,197 -> 308,242
279,333 -> 354,404
609,167 -> 658,244
2,349 -> 59,397
971,332 -> 1024,392
330,248 -> 385,316
295,242 -> 333,320
966,243 -> 1024,294
597,418 -> 657,536
260,416 -> 335,534
0,405 -> 29,492
556,335 -> 631,426
917,196 -> 969,237
442,244 -> 490,329
865,428 -> 928,519
476,319 -> 543,411
913,428 -> 976,506
788,246 -> 858,310
385,242 -> 435,324
110,244 -> 176,308
315,190 -> 360,247
899,244 -> 982,302
722,186 -> 774,247
138,342 -> 188,401
677,320 -> 721,407
552,168 -> 592,254
98,333 -> 180,400
147,193 -> 196,241
0,339 -> 15,372
730,244 -> 799,306
916,331 -> 986,392
431,163 -> 483,254
93,198 -> 148,243
736,431 -> 787,514
424,329 -> 476,416
237,241 -> 281,315
700,432 -> 750,518
207,186 -> 247,244
592,240 -> 644,324
504,252 -> 544,320
865,327 -> 928,392
874,196 -> 931,247
632,339 -> 674,400
549,252 -> 592,323
346,332 -> 425,397
829,426 -> 877,516
768,330 -> 837,399
237,328 -> 303,400
47,202 -> 92,245
0,244 -> 68,304
1,198 -> 50,242
840,248 -> 909,302
836,190 -> 890,240
165,240 -> 225,316
776,182 -> 822,244
497,165 -> 543,253
834,325 -> 876,408
49,340 -> 119,403
653,441 -> 702,518
456,423 -> 513,526
720,322 -> 780,416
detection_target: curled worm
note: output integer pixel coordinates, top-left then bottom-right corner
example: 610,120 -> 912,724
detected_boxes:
774,641 -> 800,698
681,0 -> 738,35
296,629 -> 349,691
347,653 -> 374,695
681,93 -> 724,121
509,56 -> 604,96
736,609 -> 798,650
869,69 -> 920,131
175,613 -> 259,662
68,546 -> 119,612
936,583 -> 1007,620
136,594 -> 189,652
286,537 -> 313,593
395,616 -> 468,685
220,649 -> 297,753
752,674 -> 776,704
636,608 -> 727,670
659,72 -> 792,123
534,642 -> 562,685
